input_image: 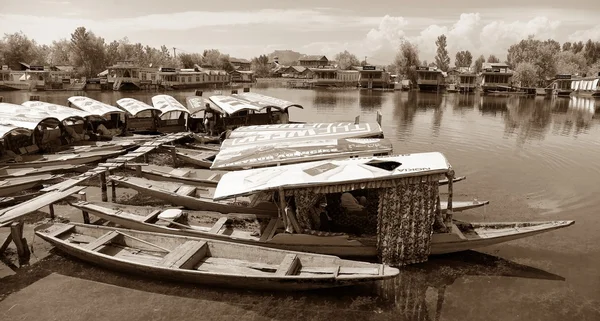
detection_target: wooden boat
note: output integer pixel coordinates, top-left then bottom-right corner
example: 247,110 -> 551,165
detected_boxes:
125,164 -> 224,187
0,164 -> 87,179
35,222 -> 398,290
212,153 -> 575,265
0,174 -> 61,197
0,191 -> 44,207
58,141 -> 139,154
193,133 -> 221,145
70,201 -> 573,257
109,176 -> 278,216
172,147 -> 217,169
0,149 -> 125,169
110,175 -> 486,216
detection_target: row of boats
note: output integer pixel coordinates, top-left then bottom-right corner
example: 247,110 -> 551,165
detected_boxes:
0,93 -> 574,291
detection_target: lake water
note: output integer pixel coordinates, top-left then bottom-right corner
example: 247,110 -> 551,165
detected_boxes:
1,87 -> 599,320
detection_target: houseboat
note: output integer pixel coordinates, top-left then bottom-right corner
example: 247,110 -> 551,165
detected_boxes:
106,60 -> 156,91
480,62 -> 514,93
571,74 -> 600,97
416,67 -> 445,92
358,66 -> 391,89
546,74 -> 576,96
230,70 -> 255,83
453,68 -> 478,93
0,64 -> 83,91
309,67 -> 339,87
158,67 -> 231,90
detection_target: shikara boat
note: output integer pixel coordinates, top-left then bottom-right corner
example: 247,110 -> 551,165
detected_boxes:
0,174 -> 61,197
109,175 -> 485,216
36,222 -> 398,290
211,153 -> 574,264
70,201 -> 570,257
109,176 -> 278,215
0,164 -> 87,179
0,149 -> 125,169
172,147 -> 217,169
125,164 -> 225,187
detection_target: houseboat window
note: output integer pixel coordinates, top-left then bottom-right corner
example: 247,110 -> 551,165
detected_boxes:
182,76 -> 185,83
151,74 -> 156,80
141,73 -> 147,80
188,76 -> 192,82
196,76 -> 200,82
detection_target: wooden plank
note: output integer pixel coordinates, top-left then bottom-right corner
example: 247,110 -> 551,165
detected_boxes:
259,218 -> 278,242
68,234 -> 96,244
275,254 -> 299,276
83,231 -> 120,251
47,224 -> 74,238
0,186 -> 85,225
338,267 -> 379,275
142,210 -> 162,223
175,185 -> 196,196
207,173 -> 219,181
209,217 -> 229,234
159,240 -> 207,269
169,169 -> 191,177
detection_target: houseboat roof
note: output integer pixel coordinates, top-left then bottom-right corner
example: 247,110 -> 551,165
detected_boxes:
0,103 -> 61,130
211,137 -> 393,171
233,92 -> 303,112
116,98 -> 160,117
213,152 -> 451,200
21,101 -> 94,121
299,55 -> 328,61
229,58 -> 251,64
208,95 -> 263,115
416,67 -> 442,73
67,96 -> 125,117
223,122 -> 383,148
151,95 -> 190,117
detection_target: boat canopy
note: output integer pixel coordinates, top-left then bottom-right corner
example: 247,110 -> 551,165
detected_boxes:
68,96 -> 125,117
151,95 -> 190,120
0,124 -> 32,138
211,138 -> 393,170
233,92 -> 304,112
208,95 -> 263,115
0,103 -> 61,130
116,98 -> 160,117
22,101 -> 93,122
185,96 -> 208,117
222,122 -> 383,148
213,152 -> 451,200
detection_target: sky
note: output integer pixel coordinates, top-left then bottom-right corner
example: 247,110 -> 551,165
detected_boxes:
1,0 -> 599,64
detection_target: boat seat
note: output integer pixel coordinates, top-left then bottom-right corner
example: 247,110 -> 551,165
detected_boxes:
83,231 -> 120,251
155,209 -> 184,227
209,217 -> 231,234
275,254 -> 300,276
169,168 -> 191,177
175,185 -> 196,196
142,210 -> 162,223
259,218 -> 278,242
159,240 -> 207,269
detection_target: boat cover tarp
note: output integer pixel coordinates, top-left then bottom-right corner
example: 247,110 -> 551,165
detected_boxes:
211,138 -> 393,170
213,152 -> 450,200
0,124 -> 31,138
0,103 -> 61,129
151,95 -> 190,120
68,96 -> 125,116
185,96 -> 208,117
233,92 -> 303,111
222,122 -> 383,147
208,95 -> 263,115
22,101 -> 94,121
116,98 -> 159,117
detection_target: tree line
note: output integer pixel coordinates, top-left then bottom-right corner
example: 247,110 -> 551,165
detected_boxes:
1,27 -> 599,86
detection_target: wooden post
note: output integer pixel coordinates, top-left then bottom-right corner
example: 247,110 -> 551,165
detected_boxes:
78,191 -> 90,224
171,147 -> 177,167
278,187 -> 290,233
111,179 -> 117,202
445,170 -> 454,228
376,111 -> 382,126
100,172 -> 108,202
10,221 -> 30,266
354,115 -> 360,124
0,96 -> 3,102
135,165 -> 142,177
49,203 -> 55,219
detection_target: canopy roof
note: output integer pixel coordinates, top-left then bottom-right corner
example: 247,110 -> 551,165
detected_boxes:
68,96 -> 125,116
222,122 -> 383,148
213,152 -> 451,200
185,96 -> 208,116
211,138 -> 393,170
208,93 -> 303,115
208,95 -> 263,115
22,101 -> 93,121
116,98 -> 160,117
233,92 -> 303,112
0,124 -> 32,138
0,103 -> 61,129
151,95 -> 190,117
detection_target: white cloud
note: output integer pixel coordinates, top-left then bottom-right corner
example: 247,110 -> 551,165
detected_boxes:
568,25 -> 600,42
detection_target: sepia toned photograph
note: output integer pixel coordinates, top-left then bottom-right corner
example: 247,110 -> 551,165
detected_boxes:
0,1 -> 598,320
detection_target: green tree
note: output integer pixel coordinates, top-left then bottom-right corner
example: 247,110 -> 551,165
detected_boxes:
487,55 -> 500,63
572,41 -> 584,53
587,62 -> 600,77
1,32 -> 45,68
334,50 -> 360,70
178,53 -> 203,69
251,55 -> 270,77
556,51 -> 587,75
562,42 -> 572,51
513,62 -> 538,87
48,39 -> 71,65
474,55 -> 485,72
202,49 -> 222,67
393,39 -> 420,85
434,34 -> 450,71
583,40 -> 599,65
70,26 -> 106,77
455,50 -> 473,67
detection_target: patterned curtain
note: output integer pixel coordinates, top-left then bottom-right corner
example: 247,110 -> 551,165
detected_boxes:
377,176 -> 439,267
293,189 -> 323,230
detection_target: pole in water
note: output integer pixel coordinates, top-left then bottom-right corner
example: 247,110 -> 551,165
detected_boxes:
78,191 -> 90,224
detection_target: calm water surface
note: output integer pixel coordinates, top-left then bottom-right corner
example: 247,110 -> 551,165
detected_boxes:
1,88 -> 599,320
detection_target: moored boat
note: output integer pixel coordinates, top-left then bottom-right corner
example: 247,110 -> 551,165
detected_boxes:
125,164 -> 224,187
0,174 -> 61,196
0,149 -> 125,169
0,164 -> 87,179
35,222 -> 399,290
172,147 -> 217,169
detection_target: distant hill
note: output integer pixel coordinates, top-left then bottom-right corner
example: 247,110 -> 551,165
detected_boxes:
267,50 -> 303,66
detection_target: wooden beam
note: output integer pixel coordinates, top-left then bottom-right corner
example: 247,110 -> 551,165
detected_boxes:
275,254 -> 300,276
0,233 -> 12,254
259,218 -> 278,242
100,172 -> 108,202
78,191 -> 90,224
83,231 -> 120,251
159,240 -> 207,269
209,217 -> 229,234
49,203 -> 55,219
10,222 -> 30,266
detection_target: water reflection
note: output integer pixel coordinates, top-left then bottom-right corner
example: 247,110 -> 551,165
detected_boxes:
451,93 -> 477,115
550,96 -> 596,137
504,97 -> 552,145
311,89 -> 358,112
392,92 -> 418,140
358,90 -> 383,111
479,95 -> 509,116
376,251 -> 565,321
